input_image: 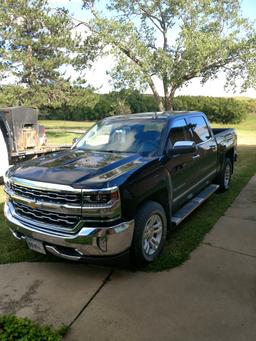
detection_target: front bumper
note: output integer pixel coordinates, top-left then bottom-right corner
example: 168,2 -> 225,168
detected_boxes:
4,201 -> 134,262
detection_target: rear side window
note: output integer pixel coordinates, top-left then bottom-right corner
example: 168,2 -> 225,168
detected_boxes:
187,116 -> 211,144
169,119 -> 192,145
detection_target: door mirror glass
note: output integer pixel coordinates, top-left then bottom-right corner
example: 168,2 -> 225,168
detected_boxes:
168,141 -> 196,156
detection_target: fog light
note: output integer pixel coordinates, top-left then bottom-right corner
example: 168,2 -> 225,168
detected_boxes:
97,236 -> 107,252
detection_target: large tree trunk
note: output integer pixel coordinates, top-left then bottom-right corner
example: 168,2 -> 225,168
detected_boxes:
164,95 -> 173,111
164,87 -> 176,111
148,79 -> 164,111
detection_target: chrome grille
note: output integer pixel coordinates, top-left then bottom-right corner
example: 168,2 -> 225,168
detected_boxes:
13,201 -> 79,230
10,183 -> 81,205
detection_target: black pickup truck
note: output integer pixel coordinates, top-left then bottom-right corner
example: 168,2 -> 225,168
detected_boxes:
4,111 -> 237,265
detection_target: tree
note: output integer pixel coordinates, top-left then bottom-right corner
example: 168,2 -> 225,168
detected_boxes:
0,0 -> 76,107
82,0 -> 256,111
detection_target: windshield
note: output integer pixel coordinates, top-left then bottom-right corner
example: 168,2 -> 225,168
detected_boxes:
75,118 -> 167,155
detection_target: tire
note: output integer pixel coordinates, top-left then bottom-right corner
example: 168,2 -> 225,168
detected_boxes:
216,158 -> 232,192
131,201 -> 167,267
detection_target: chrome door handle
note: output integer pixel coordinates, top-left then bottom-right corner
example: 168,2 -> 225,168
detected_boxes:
210,145 -> 217,150
192,154 -> 200,160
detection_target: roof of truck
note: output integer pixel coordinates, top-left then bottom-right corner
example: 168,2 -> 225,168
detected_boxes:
104,111 -> 204,121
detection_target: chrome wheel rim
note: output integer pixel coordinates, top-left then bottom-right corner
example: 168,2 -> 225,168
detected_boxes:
142,214 -> 163,257
224,164 -> 231,188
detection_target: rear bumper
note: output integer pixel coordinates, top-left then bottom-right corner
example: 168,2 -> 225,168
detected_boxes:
4,201 -> 134,262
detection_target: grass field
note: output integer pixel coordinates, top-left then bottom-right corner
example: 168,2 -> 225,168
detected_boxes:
40,120 -> 94,145
0,114 -> 255,269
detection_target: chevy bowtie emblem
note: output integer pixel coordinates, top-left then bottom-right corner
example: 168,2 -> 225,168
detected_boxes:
28,201 -> 38,209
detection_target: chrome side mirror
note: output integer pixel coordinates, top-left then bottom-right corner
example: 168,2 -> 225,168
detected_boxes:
169,141 -> 196,156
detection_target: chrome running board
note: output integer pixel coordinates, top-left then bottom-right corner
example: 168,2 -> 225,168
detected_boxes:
171,184 -> 219,225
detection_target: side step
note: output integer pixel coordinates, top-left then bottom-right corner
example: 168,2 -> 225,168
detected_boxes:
171,184 -> 219,226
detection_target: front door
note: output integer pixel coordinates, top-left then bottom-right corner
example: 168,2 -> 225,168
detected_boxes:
164,118 -> 201,208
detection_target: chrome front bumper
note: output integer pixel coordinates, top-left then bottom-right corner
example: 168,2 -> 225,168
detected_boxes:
4,201 -> 134,261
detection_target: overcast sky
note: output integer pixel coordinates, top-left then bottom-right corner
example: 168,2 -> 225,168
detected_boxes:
45,1 -> 256,98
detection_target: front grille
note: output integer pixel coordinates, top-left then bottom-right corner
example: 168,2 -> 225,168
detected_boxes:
13,201 -> 79,230
10,183 -> 82,205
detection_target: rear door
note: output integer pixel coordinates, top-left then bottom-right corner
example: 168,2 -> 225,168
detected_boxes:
186,115 -> 218,183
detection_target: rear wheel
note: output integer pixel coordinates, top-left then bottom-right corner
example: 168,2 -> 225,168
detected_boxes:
131,201 -> 167,266
216,158 -> 232,192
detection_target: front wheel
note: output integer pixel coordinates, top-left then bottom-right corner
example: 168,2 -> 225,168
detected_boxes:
131,201 -> 167,267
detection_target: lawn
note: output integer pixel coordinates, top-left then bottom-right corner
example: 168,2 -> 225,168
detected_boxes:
0,114 -> 255,270
40,120 -> 94,145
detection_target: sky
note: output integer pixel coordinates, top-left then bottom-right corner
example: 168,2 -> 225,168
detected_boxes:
41,1 -> 256,98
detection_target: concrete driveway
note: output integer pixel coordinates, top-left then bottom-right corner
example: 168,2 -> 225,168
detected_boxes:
0,175 -> 255,340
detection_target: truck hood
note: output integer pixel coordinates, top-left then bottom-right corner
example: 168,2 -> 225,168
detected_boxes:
10,149 -> 155,188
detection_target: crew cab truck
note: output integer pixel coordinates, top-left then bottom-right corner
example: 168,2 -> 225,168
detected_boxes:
4,112 -> 237,266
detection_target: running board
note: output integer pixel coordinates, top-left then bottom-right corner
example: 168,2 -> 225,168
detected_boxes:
171,184 -> 219,225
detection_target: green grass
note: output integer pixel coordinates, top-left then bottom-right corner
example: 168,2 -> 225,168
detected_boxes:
39,120 -> 94,130
0,315 -> 68,341
0,115 -> 255,269
212,113 -> 256,145
39,120 -> 94,145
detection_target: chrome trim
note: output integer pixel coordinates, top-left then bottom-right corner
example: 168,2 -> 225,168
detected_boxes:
6,189 -> 121,219
45,245 -> 82,261
5,188 -> 82,215
5,178 -> 121,219
8,177 -> 81,193
8,201 -> 83,234
5,201 -> 135,256
173,169 -> 217,203
173,141 -> 196,147
82,186 -> 120,193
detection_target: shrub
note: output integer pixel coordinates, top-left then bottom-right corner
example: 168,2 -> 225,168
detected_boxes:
0,315 -> 68,341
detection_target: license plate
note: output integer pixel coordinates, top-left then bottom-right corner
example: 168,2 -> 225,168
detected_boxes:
26,237 -> 46,255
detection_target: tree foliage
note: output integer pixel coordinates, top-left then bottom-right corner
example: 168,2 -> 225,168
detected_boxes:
0,0 -> 76,106
82,0 -> 256,110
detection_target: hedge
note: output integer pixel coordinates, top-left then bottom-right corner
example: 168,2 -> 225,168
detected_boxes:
173,96 -> 249,123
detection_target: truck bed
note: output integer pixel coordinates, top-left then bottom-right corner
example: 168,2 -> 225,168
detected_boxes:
10,145 -> 70,160
212,127 -> 236,143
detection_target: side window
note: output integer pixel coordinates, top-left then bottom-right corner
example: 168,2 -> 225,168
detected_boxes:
169,119 -> 192,145
187,116 -> 211,144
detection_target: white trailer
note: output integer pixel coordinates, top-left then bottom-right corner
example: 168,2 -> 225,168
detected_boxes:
0,128 -> 9,178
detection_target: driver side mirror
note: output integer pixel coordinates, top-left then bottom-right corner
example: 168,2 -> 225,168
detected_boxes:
167,141 -> 196,156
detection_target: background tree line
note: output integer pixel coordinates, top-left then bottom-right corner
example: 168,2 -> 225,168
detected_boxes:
0,85 -> 255,123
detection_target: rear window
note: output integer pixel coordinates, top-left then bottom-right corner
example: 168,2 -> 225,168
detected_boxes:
169,119 -> 192,145
187,116 -> 211,143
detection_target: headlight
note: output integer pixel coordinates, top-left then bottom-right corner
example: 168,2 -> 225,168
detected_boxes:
82,187 -> 120,206
81,187 -> 121,219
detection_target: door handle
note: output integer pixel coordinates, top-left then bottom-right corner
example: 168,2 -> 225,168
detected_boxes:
192,154 -> 200,160
210,145 -> 217,150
